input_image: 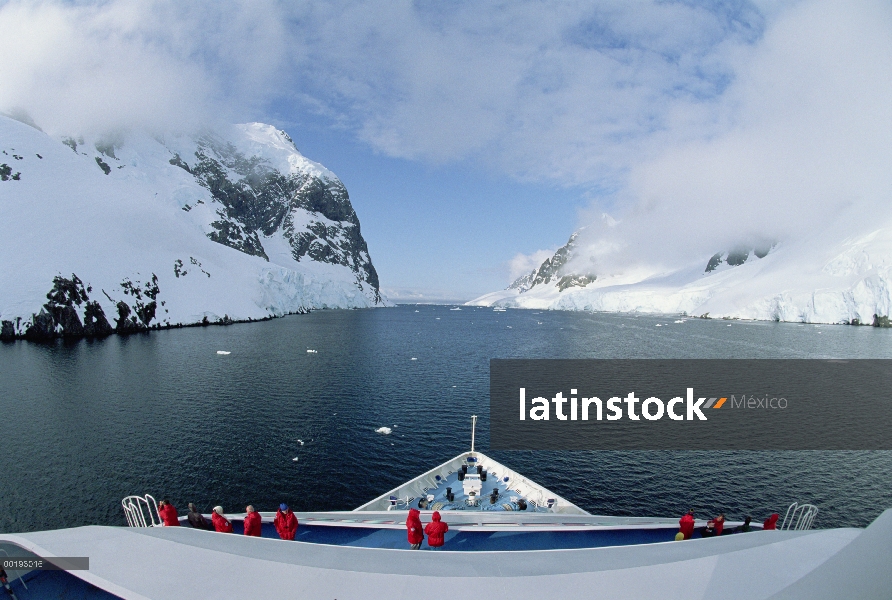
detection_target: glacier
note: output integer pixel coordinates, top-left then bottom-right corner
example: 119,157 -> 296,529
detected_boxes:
0,115 -> 385,340
470,223 -> 892,326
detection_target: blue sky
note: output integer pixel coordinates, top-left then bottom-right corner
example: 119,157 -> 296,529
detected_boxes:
2,0 -> 890,300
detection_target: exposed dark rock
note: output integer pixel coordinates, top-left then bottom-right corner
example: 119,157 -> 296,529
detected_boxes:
83,301 -> 113,336
168,153 -> 192,173
95,141 -> 117,160
705,241 -> 778,273
95,156 -> 111,175
557,274 -> 596,292
873,314 -> 891,328
508,233 -> 586,294
1,320 -> 15,341
189,133 -> 380,301
24,309 -> 56,340
1,163 -> 21,181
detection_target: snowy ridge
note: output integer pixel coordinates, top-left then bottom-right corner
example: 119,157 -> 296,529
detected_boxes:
0,115 -> 384,340
470,223 -> 892,326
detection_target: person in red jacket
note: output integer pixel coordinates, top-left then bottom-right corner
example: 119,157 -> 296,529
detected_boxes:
406,508 -> 424,549
243,505 -> 262,537
274,503 -> 298,540
763,513 -> 779,530
714,513 -> 725,536
424,511 -> 448,549
158,500 -> 180,527
212,506 -> 233,533
678,509 -> 695,540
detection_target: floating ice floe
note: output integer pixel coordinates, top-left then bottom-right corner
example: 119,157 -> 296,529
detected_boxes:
375,427 -> 392,435
674,320 -> 685,324
216,351 -> 231,355
411,357 -> 417,361
292,457 -> 299,462
297,439 -> 304,445
655,324 -> 662,327
307,349 -> 317,353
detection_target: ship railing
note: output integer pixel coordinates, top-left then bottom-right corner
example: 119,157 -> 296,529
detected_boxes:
122,494 -> 162,527
780,502 -> 819,530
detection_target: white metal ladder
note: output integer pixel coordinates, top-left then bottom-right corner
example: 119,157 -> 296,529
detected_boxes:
122,494 -> 162,527
780,502 -> 819,530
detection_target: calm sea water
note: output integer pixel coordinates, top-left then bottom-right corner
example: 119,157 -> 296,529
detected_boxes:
1,305 -> 890,533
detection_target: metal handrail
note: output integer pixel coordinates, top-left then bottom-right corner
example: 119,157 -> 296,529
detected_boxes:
121,494 -> 162,527
780,502 -> 819,530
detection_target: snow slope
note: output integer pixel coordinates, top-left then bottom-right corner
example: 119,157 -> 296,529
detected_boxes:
0,116 -> 384,339
469,223 -> 892,325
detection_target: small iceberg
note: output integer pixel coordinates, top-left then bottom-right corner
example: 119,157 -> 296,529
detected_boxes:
297,439 -> 304,445
216,351 -> 231,355
307,349 -> 318,353
375,427 -> 392,435
655,324 -> 662,327
674,320 -> 685,324
411,357 -> 417,361
292,457 -> 299,462
450,307 -> 461,311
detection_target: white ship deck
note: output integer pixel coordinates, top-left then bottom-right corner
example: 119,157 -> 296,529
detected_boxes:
1,509 -> 891,599
354,450 -> 587,514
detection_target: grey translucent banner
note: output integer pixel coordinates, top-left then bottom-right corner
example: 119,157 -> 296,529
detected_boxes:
490,359 -> 892,450
1,557 -> 89,570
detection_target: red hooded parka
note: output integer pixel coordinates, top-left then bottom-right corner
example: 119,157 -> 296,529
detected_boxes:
424,511 -> 448,547
763,513 -> 779,530
243,511 -> 262,537
406,508 -> 424,545
679,513 -> 695,540
714,515 -> 725,536
274,509 -> 298,540
159,503 -> 180,527
212,511 -> 233,533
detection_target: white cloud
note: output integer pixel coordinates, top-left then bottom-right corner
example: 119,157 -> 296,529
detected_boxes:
0,0 -> 291,136
570,0 -> 892,273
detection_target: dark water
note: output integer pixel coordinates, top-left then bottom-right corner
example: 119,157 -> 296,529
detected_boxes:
1,306 -> 891,534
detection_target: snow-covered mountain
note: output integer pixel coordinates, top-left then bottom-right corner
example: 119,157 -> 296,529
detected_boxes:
0,114 -> 384,340
470,222 -> 892,326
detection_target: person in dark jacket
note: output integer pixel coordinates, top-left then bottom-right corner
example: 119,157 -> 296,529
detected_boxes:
678,509 -> 695,540
731,516 -> 752,534
158,500 -> 180,527
187,503 -> 212,530
406,508 -> 424,549
763,513 -> 779,530
212,506 -> 233,533
274,504 -> 298,540
243,505 -> 262,537
424,511 -> 448,549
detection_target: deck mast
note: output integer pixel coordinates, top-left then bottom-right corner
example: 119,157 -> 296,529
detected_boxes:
471,414 -> 477,453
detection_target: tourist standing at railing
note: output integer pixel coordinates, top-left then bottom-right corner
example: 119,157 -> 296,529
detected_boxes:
679,509 -> 695,540
158,499 -> 180,527
763,513 -> 779,530
212,506 -> 233,533
424,511 -> 448,549
274,504 -> 298,540
244,506 -> 262,537
187,503 -> 212,530
714,513 -> 725,536
406,508 -> 424,549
